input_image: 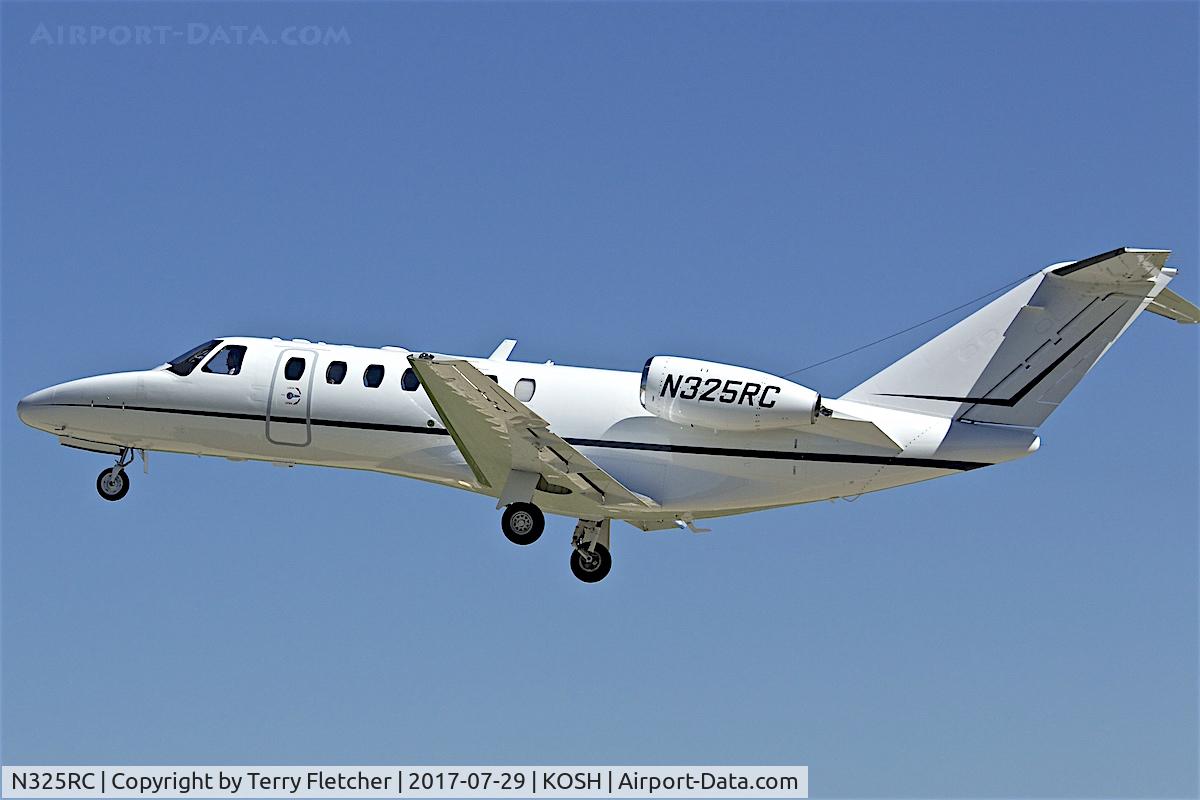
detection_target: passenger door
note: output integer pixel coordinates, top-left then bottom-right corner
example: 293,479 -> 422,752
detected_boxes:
266,348 -> 316,446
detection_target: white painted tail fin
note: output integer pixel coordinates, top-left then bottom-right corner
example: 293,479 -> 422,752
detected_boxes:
841,248 -> 1194,427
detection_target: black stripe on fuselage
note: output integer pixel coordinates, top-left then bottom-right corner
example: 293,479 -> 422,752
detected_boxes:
46,403 -> 990,471
55,403 -> 444,434
563,437 -> 988,471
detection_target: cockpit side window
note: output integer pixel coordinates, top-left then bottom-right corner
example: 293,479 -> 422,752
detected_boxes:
202,345 -> 247,375
167,340 -> 221,376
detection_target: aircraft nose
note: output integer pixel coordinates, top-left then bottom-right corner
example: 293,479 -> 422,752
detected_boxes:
17,387 -> 57,431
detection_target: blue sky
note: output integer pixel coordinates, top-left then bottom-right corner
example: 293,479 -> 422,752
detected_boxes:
2,2 -> 1197,797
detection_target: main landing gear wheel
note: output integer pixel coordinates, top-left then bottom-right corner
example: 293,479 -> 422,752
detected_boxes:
570,542 -> 612,583
96,468 -> 130,501
501,502 -> 544,545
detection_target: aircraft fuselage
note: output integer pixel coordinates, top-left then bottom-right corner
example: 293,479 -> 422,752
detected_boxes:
17,336 -> 1038,525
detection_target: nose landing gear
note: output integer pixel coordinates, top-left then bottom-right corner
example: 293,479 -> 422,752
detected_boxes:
95,447 -> 135,502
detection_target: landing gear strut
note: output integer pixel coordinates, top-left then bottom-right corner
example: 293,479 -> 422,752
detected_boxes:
570,519 -> 612,583
96,448 -> 134,502
501,502 -> 544,545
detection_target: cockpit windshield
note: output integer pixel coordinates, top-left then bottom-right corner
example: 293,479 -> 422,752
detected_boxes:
166,339 -> 221,376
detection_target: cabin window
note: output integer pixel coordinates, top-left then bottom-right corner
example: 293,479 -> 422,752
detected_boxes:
486,375 -> 498,383
401,368 -> 421,391
326,361 -> 347,384
166,340 -> 220,376
202,345 -> 247,375
515,378 -> 536,402
364,364 -> 385,388
284,357 -> 306,381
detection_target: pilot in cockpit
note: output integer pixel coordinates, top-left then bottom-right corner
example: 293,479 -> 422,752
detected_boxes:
224,346 -> 244,375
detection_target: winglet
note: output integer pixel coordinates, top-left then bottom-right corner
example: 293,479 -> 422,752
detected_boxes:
489,339 -> 517,360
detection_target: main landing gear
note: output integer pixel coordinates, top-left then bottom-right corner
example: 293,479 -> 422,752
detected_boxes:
95,447 -> 136,502
501,502 -> 545,545
497,503 -> 613,583
570,518 -> 611,584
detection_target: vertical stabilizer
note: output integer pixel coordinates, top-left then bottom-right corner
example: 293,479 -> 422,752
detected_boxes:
841,248 -> 1192,427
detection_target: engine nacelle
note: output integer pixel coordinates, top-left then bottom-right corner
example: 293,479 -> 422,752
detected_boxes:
640,356 -> 821,431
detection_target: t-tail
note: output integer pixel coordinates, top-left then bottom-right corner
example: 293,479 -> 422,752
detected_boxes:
841,247 -> 1199,427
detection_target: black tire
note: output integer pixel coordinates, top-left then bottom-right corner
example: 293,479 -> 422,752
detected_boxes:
501,502 -> 544,545
96,468 -> 130,502
570,542 -> 612,583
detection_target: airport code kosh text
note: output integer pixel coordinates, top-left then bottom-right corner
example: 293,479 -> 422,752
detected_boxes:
3,766 -> 808,798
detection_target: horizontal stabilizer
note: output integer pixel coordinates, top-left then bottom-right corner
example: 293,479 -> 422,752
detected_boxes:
1146,287 -> 1200,324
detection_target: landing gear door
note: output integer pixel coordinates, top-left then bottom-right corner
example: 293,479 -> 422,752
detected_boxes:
267,348 -> 316,446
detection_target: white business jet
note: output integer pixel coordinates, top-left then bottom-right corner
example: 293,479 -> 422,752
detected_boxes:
17,248 -> 1199,582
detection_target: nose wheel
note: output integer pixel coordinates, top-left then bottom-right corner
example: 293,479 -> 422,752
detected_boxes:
96,467 -> 130,501
95,447 -> 135,502
501,502 -> 544,545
